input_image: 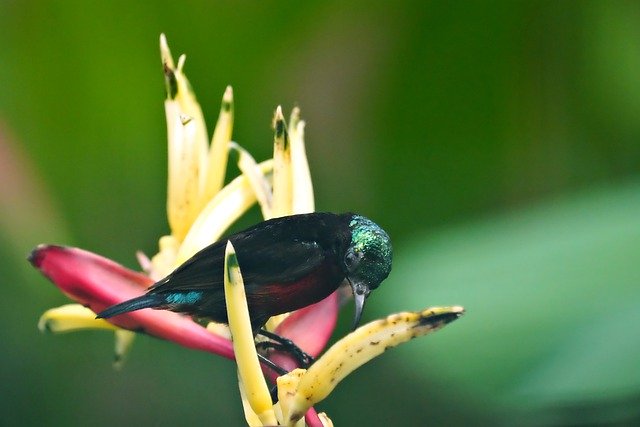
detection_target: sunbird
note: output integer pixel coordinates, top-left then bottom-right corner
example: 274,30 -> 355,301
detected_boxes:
98,212 -> 392,335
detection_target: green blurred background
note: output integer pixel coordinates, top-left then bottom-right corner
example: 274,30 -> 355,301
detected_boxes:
2,1 -> 640,425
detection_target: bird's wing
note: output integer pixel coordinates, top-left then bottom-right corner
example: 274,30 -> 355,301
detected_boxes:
149,234 -> 328,293
235,238 -> 327,285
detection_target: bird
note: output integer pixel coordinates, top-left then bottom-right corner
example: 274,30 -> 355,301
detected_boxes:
97,212 -> 393,334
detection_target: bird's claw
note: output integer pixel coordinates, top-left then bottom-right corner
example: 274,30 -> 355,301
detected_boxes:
293,347 -> 314,368
256,329 -> 314,368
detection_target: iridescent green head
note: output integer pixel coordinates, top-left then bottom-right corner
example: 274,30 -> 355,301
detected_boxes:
344,215 -> 393,329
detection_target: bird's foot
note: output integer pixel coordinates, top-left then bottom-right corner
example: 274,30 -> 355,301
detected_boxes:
256,329 -> 315,368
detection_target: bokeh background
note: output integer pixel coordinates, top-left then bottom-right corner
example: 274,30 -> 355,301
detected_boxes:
2,1 -> 640,425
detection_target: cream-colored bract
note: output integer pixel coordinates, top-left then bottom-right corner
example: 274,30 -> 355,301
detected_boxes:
225,241 -> 277,425
281,306 -> 465,424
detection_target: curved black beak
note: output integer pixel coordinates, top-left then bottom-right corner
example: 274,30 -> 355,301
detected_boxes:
350,280 -> 371,330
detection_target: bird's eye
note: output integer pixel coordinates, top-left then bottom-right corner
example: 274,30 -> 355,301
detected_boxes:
344,250 -> 362,272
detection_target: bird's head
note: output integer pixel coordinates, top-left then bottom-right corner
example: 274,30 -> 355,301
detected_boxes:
343,215 -> 393,329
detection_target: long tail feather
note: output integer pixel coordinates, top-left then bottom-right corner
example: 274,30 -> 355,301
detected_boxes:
96,294 -> 164,319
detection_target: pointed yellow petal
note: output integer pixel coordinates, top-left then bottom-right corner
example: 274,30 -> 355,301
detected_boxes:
263,312 -> 290,332
290,117 -> 314,214
230,142 -> 272,219
202,86 -> 234,206
165,101 -> 203,241
276,368 -> 305,427
286,306 -> 465,423
150,234 -> 180,279
272,401 -> 284,426
289,106 -> 300,131
287,106 -> 315,214
206,321 -> 232,340
38,305 -> 137,369
318,413 -> 335,427
224,241 -> 277,426
175,160 -> 273,265
136,250 -> 153,275
39,304 -> 117,333
162,36 -> 209,241
271,106 -> 293,218
175,55 -> 209,207
113,329 -> 136,370
264,109 -> 309,328
238,374 -> 265,427
160,34 -> 176,95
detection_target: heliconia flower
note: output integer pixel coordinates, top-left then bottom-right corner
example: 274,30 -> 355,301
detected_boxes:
31,34 -> 464,426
